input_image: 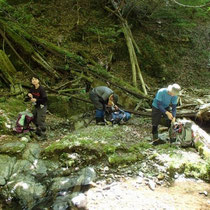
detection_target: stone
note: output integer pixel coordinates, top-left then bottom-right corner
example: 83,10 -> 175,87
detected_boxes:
0,155 -> 16,183
71,193 -> 87,209
157,173 -> 165,180
21,137 -> 29,142
0,141 -> 26,154
148,180 -> 156,191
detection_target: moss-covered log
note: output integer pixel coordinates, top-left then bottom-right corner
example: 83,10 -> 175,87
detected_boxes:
0,50 -> 16,85
0,20 -> 59,79
6,20 -> 150,100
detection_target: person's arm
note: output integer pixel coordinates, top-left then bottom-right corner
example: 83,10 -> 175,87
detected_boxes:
171,96 -> 178,118
172,104 -> 177,117
24,88 -> 33,102
157,100 -> 166,114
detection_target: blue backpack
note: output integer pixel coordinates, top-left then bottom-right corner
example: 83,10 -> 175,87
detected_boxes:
106,108 -> 131,124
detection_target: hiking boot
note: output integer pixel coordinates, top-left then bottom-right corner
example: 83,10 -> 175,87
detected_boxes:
169,138 -> 176,143
35,128 -> 42,136
36,133 -> 47,141
96,117 -> 106,125
152,138 -> 166,146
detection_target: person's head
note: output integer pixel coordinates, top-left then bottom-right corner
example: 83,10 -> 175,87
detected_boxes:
109,93 -> 118,104
167,84 -> 181,96
31,77 -> 40,86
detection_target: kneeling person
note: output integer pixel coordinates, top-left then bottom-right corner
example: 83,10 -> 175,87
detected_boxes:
89,86 -> 118,124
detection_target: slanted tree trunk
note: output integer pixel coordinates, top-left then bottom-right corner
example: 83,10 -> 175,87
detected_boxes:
0,50 -> 16,86
105,1 -> 148,95
0,20 -> 59,79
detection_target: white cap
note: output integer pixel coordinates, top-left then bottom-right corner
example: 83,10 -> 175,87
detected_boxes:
167,84 -> 181,96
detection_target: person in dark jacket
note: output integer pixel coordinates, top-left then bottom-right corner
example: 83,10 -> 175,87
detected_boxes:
152,84 -> 181,142
89,86 -> 118,124
27,77 -> 47,137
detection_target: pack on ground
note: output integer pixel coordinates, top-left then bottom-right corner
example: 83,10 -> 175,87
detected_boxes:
169,119 -> 194,147
105,108 -> 131,124
14,110 -> 33,133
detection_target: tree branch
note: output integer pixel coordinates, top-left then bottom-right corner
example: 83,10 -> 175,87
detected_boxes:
172,0 -> 210,8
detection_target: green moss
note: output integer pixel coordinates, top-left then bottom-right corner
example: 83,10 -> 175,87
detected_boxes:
47,94 -> 91,118
0,141 -> 26,154
108,153 -> 143,165
0,115 -> 7,134
0,98 -> 26,118
166,151 -> 210,181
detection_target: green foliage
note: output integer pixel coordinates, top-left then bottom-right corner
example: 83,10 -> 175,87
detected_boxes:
0,98 -> 26,118
87,25 -> 122,43
108,153 -> 141,165
0,115 -> 6,133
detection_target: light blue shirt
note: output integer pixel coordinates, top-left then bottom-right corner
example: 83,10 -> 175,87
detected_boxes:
152,88 -> 178,109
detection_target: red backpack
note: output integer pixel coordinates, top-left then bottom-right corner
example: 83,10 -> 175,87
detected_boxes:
14,111 -> 33,133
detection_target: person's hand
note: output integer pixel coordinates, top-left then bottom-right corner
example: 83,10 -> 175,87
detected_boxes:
31,98 -> 37,102
166,111 -> 173,120
172,117 -> 176,124
114,105 -> 119,110
28,93 -> 33,98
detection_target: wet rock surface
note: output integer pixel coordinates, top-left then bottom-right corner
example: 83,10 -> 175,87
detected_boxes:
0,105 -> 209,209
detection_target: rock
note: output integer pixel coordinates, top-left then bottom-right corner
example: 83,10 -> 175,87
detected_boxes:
148,180 -> 156,191
52,194 -> 71,210
157,173 -> 165,180
50,177 -> 78,193
71,193 -> 87,209
0,141 -> 26,154
104,166 -> 109,171
21,137 -> 29,143
22,143 -> 42,161
0,176 -> 6,185
138,171 -> 144,177
199,191 -> 208,196
0,155 -> 16,184
78,167 -> 96,186
7,175 -> 46,209
136,177 -> 143,184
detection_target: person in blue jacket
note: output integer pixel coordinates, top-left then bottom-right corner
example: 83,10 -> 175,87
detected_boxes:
89,86 -> 118,124
152,84 -> 181,141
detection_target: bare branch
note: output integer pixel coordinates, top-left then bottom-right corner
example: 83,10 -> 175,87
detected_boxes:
172,0 -> 210,8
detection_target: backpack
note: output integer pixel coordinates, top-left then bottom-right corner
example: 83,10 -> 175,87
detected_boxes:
14,111 -> 33,133
105,108 -> 131,125
169,119 -> 194,147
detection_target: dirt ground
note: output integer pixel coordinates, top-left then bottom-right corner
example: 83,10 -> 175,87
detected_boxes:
86,178 -> 210,210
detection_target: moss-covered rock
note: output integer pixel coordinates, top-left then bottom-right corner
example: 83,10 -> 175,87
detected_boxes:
47,94 -> 91,118
0,141 -> 26,155
108,152 -> 143,165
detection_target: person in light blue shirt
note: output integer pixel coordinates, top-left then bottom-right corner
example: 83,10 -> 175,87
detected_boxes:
152,84 -> 181,142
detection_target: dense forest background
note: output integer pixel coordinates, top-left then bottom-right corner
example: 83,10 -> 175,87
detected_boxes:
0,0 -> 209,92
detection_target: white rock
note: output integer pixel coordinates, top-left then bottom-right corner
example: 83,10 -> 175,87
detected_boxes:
21,137 -> 29,142
148,180 -> 156,191
71,193 -> 87,208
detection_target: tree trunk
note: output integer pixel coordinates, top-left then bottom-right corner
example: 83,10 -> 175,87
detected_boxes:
0,50 -> 16,85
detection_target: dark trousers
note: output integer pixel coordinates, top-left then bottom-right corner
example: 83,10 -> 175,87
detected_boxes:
152,106 -> 171,135
32,105 -> 47,135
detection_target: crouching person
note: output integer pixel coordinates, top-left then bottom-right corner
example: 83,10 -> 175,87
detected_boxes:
152,84 -> 181,144
89,86 -> 118,124
26,77 -> 47,139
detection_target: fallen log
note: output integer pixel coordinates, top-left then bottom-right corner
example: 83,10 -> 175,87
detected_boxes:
187,119 -> 210,160
2,18 -> 150,101
0,50 -> 16,85
0,20 -> 59,79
